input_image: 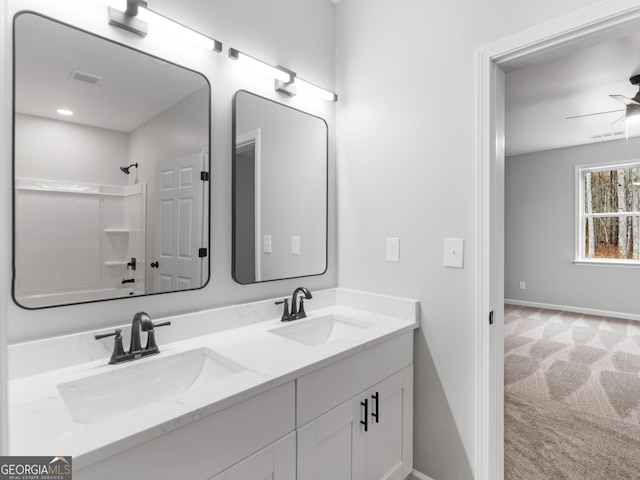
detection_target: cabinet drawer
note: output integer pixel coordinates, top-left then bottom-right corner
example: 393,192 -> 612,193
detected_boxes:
75,381 -> 295,480
296,332 -> 412,427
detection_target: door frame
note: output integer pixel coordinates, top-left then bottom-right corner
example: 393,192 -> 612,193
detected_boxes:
476,2 -> 640,479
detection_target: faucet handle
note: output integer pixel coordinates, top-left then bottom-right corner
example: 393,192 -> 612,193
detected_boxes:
145,321 -> 171,350
95,329 -> 126,364
95,328 -> 122,340
298,298 -> 307,319
276,298 -> 290,322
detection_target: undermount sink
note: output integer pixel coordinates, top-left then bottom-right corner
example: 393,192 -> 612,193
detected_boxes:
58,347 -> 246,424
268,314 -> 374,347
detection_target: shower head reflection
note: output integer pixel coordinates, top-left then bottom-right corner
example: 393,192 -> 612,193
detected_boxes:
120,163 -> 138,175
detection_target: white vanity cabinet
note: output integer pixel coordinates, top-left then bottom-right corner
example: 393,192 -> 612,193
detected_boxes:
9,290 -> 419,480
356,366 -> 413,480
298,367 -> 412,480
69,322 -> 414,480
210,432 -> 296,480
296,332 -> 414,480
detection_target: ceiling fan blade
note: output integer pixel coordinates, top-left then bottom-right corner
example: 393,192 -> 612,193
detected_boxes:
609,94 -> 640,106
611,113 -> 626,126
566,109 -> 624,120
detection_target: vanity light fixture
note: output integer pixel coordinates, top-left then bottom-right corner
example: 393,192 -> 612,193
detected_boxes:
106,0 -> 222,52
289,78 -> 338,103
228,48 -> 292,83
228,47 -> 337,102
275,73 -> 338,103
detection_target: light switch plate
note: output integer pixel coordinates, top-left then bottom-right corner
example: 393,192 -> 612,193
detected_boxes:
291,235 -> 300,255
263,235 -> 272,254
444,238 -> 464,268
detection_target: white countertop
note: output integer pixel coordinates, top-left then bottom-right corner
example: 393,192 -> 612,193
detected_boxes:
8,289 -> 418,470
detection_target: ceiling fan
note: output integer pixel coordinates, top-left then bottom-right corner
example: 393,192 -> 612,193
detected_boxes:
567,74 -> 640,126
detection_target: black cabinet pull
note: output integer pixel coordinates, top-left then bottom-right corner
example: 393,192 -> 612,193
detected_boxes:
150,261 -> 159,268
360,398 -> 368,432
372,392 -> 379,424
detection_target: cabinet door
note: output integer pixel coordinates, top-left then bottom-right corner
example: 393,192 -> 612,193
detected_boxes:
365,366 -> 413,480
298,365 -> 413,480
225,432 -> 296,480
298,400 -> 359,480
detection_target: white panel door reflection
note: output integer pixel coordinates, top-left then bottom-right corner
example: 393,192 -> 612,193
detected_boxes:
153,153 -> 206,293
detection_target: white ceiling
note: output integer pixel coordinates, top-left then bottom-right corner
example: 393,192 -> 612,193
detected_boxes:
14,13 -> 207,133
505,31 -> 640,157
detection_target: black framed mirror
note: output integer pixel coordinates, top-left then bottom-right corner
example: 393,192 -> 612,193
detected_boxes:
13,12 -> 211,309
232,90 -> 328,284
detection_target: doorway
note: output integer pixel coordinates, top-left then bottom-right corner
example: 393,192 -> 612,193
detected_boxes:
477,3 -> 640,480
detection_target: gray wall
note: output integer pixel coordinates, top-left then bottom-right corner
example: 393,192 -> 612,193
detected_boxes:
506,138 -> 640,316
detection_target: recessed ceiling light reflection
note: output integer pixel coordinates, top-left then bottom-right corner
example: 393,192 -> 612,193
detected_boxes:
56,108 -> 74,116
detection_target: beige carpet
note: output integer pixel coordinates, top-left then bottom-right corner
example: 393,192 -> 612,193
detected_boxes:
504,305 -> 640,479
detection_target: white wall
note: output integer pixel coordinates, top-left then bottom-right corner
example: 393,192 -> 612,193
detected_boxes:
4,0 -> 337,342
505,138 -> 640,316
335,0 -> 603,479
14,113 -> 129,185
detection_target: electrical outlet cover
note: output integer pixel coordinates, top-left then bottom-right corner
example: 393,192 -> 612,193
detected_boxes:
386,237 -> 400,262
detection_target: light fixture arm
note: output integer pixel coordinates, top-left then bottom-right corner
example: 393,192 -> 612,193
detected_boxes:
108,1 -> 148,38
274,66 -> 298,97
106,0 -> 221,50
125,0 -> 146,17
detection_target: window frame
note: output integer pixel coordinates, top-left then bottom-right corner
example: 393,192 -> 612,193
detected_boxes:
575,161 -> 640,267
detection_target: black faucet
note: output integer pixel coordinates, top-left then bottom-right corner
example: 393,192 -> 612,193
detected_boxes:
95,311 -> 171,364
276,287 -> 313,322
129,311 -> 153,352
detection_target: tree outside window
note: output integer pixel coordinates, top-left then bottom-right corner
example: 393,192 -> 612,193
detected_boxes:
578,163 -> 640,263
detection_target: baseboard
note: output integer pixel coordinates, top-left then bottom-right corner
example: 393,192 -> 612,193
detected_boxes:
504,299 -> 640,322
411,469 -> 436,480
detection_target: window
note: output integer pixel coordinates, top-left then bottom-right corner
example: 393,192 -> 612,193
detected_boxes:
577,162 -> 640,264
